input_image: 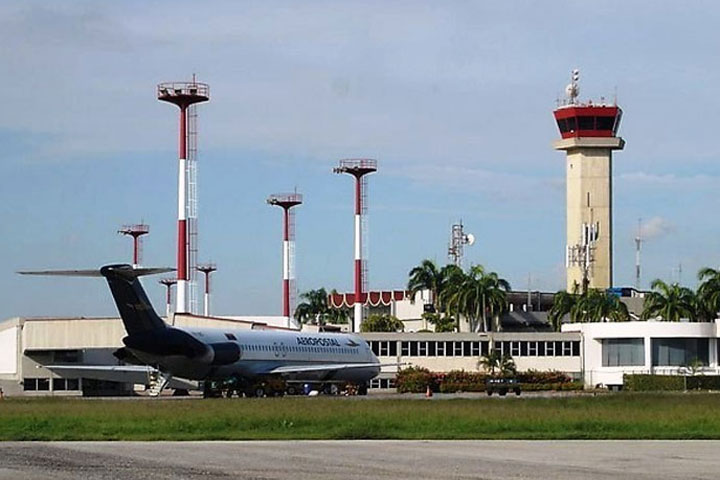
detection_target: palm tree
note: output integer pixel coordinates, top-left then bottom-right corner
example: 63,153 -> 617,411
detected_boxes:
478,351 -> 516,377
478,350 -> 501,375
570,289 -> 630,323
407,259 -> 443,311
642,279 -> 698,321
440,265 -> 510,332
548,290 -> 578,331
294,288 -> 329,325
697,267 -> 720,321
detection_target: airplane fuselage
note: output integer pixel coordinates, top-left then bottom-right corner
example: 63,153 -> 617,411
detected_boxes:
126,326 -> 381,384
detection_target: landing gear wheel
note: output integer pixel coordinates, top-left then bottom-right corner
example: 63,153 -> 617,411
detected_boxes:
286,385 -> 298,396
253,386 -> 266,398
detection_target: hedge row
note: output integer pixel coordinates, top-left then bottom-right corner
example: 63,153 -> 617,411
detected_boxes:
395,367 -> 581,393
624,374 -> 720,392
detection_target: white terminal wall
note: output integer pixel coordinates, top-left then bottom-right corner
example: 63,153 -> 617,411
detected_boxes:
562,321 -> 719,387
0,325 -> 18,374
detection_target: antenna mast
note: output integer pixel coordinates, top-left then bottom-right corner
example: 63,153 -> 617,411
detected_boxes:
447,221 -> 475,267
635,218 -> 642,289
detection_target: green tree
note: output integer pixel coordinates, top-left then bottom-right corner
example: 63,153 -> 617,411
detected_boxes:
478,350 -> 501,375
407,259 -> 444,311
548,290 -> 578,331
422,312 -> 455,332
440,265 -> 510,332
294,288 -> 329,325
696,267 -> 720,321
642,279 -> 697,322
571,289 -> 630,323
478,351 -> 516,377
360,314 -> 405,333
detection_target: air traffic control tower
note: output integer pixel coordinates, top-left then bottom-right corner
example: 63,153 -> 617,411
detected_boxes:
553,70 -> 624,291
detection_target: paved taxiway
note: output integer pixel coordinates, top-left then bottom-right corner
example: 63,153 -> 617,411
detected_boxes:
1,440 -> 718,479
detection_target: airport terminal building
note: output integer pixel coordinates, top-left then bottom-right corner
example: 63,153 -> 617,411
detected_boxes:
3,313 -> 719,395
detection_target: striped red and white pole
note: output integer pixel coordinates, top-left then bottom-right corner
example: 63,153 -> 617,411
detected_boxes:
176,106 -> 188,314
353,177 -> 363,332
203,271 -> 210,317
282,208 -> 291,319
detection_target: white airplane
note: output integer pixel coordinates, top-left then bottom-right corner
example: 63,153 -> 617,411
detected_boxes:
20,264 -> 387,397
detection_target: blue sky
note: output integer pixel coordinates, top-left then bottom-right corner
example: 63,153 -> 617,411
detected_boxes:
3,1 -> 720,319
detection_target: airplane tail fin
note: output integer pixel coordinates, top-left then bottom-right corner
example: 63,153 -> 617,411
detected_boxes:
100,264 -> 170,335
19,264 -> 173,335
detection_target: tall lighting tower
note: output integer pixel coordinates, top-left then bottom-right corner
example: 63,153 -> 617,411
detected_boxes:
553,69 -> 624,291
118,223 -> 150,268
157,77 -> 209,314
334,159 -> 377,332
196,263 -> 217,317
159,277 -> 177,319
266,192 -> 303,328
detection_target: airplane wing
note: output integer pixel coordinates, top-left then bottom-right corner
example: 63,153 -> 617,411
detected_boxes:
265,362 -> 404,375
44,365 -> 198,390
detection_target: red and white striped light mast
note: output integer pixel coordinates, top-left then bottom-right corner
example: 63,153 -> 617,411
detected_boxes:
157,78 -> 209,314
159,277 -> 177,319
118,223 -> 150,268
333,159 -> 377,332
196,263 -> 217,317
266,193 -> 303,328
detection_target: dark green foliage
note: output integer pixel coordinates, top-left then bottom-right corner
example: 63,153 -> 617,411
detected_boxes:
423,313 -> 455,332
360,313 -> 404,333
642,280 -> 698,321
625,374 -> 720,391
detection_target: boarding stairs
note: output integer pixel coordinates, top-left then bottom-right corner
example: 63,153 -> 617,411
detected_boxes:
147,370 -> 173,397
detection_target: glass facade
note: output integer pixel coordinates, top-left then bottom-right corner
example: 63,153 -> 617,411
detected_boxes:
602,338 -> 645,367
652,338 -> 709,366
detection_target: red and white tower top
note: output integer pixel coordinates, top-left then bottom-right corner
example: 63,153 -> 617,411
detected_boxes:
118,223 -> 150,267
157,78 -> 209,314
333,159 -> 377,332
267,192 -> 303,328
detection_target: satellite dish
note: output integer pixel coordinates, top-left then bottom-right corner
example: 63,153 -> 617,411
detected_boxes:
465,233 -> 475,246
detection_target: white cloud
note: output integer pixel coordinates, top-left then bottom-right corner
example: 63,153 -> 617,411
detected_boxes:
639,216 -> 674,240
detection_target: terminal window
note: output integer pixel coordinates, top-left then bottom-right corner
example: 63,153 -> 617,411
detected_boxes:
652,338 -> 709,367
602,338 -> 644,367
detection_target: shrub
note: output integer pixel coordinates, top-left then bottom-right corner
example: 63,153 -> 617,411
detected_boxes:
395,367 -> 438,393
439,370 -> 487,393
625,374 -> 720,392
624,374 -> 685,391
396,368 -> 582,393
517,370 -> 573,385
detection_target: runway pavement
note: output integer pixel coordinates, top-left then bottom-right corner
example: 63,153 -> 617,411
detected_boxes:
1,440 -> 718,479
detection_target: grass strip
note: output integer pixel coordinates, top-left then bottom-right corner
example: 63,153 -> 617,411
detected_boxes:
1,393 -> 720,441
